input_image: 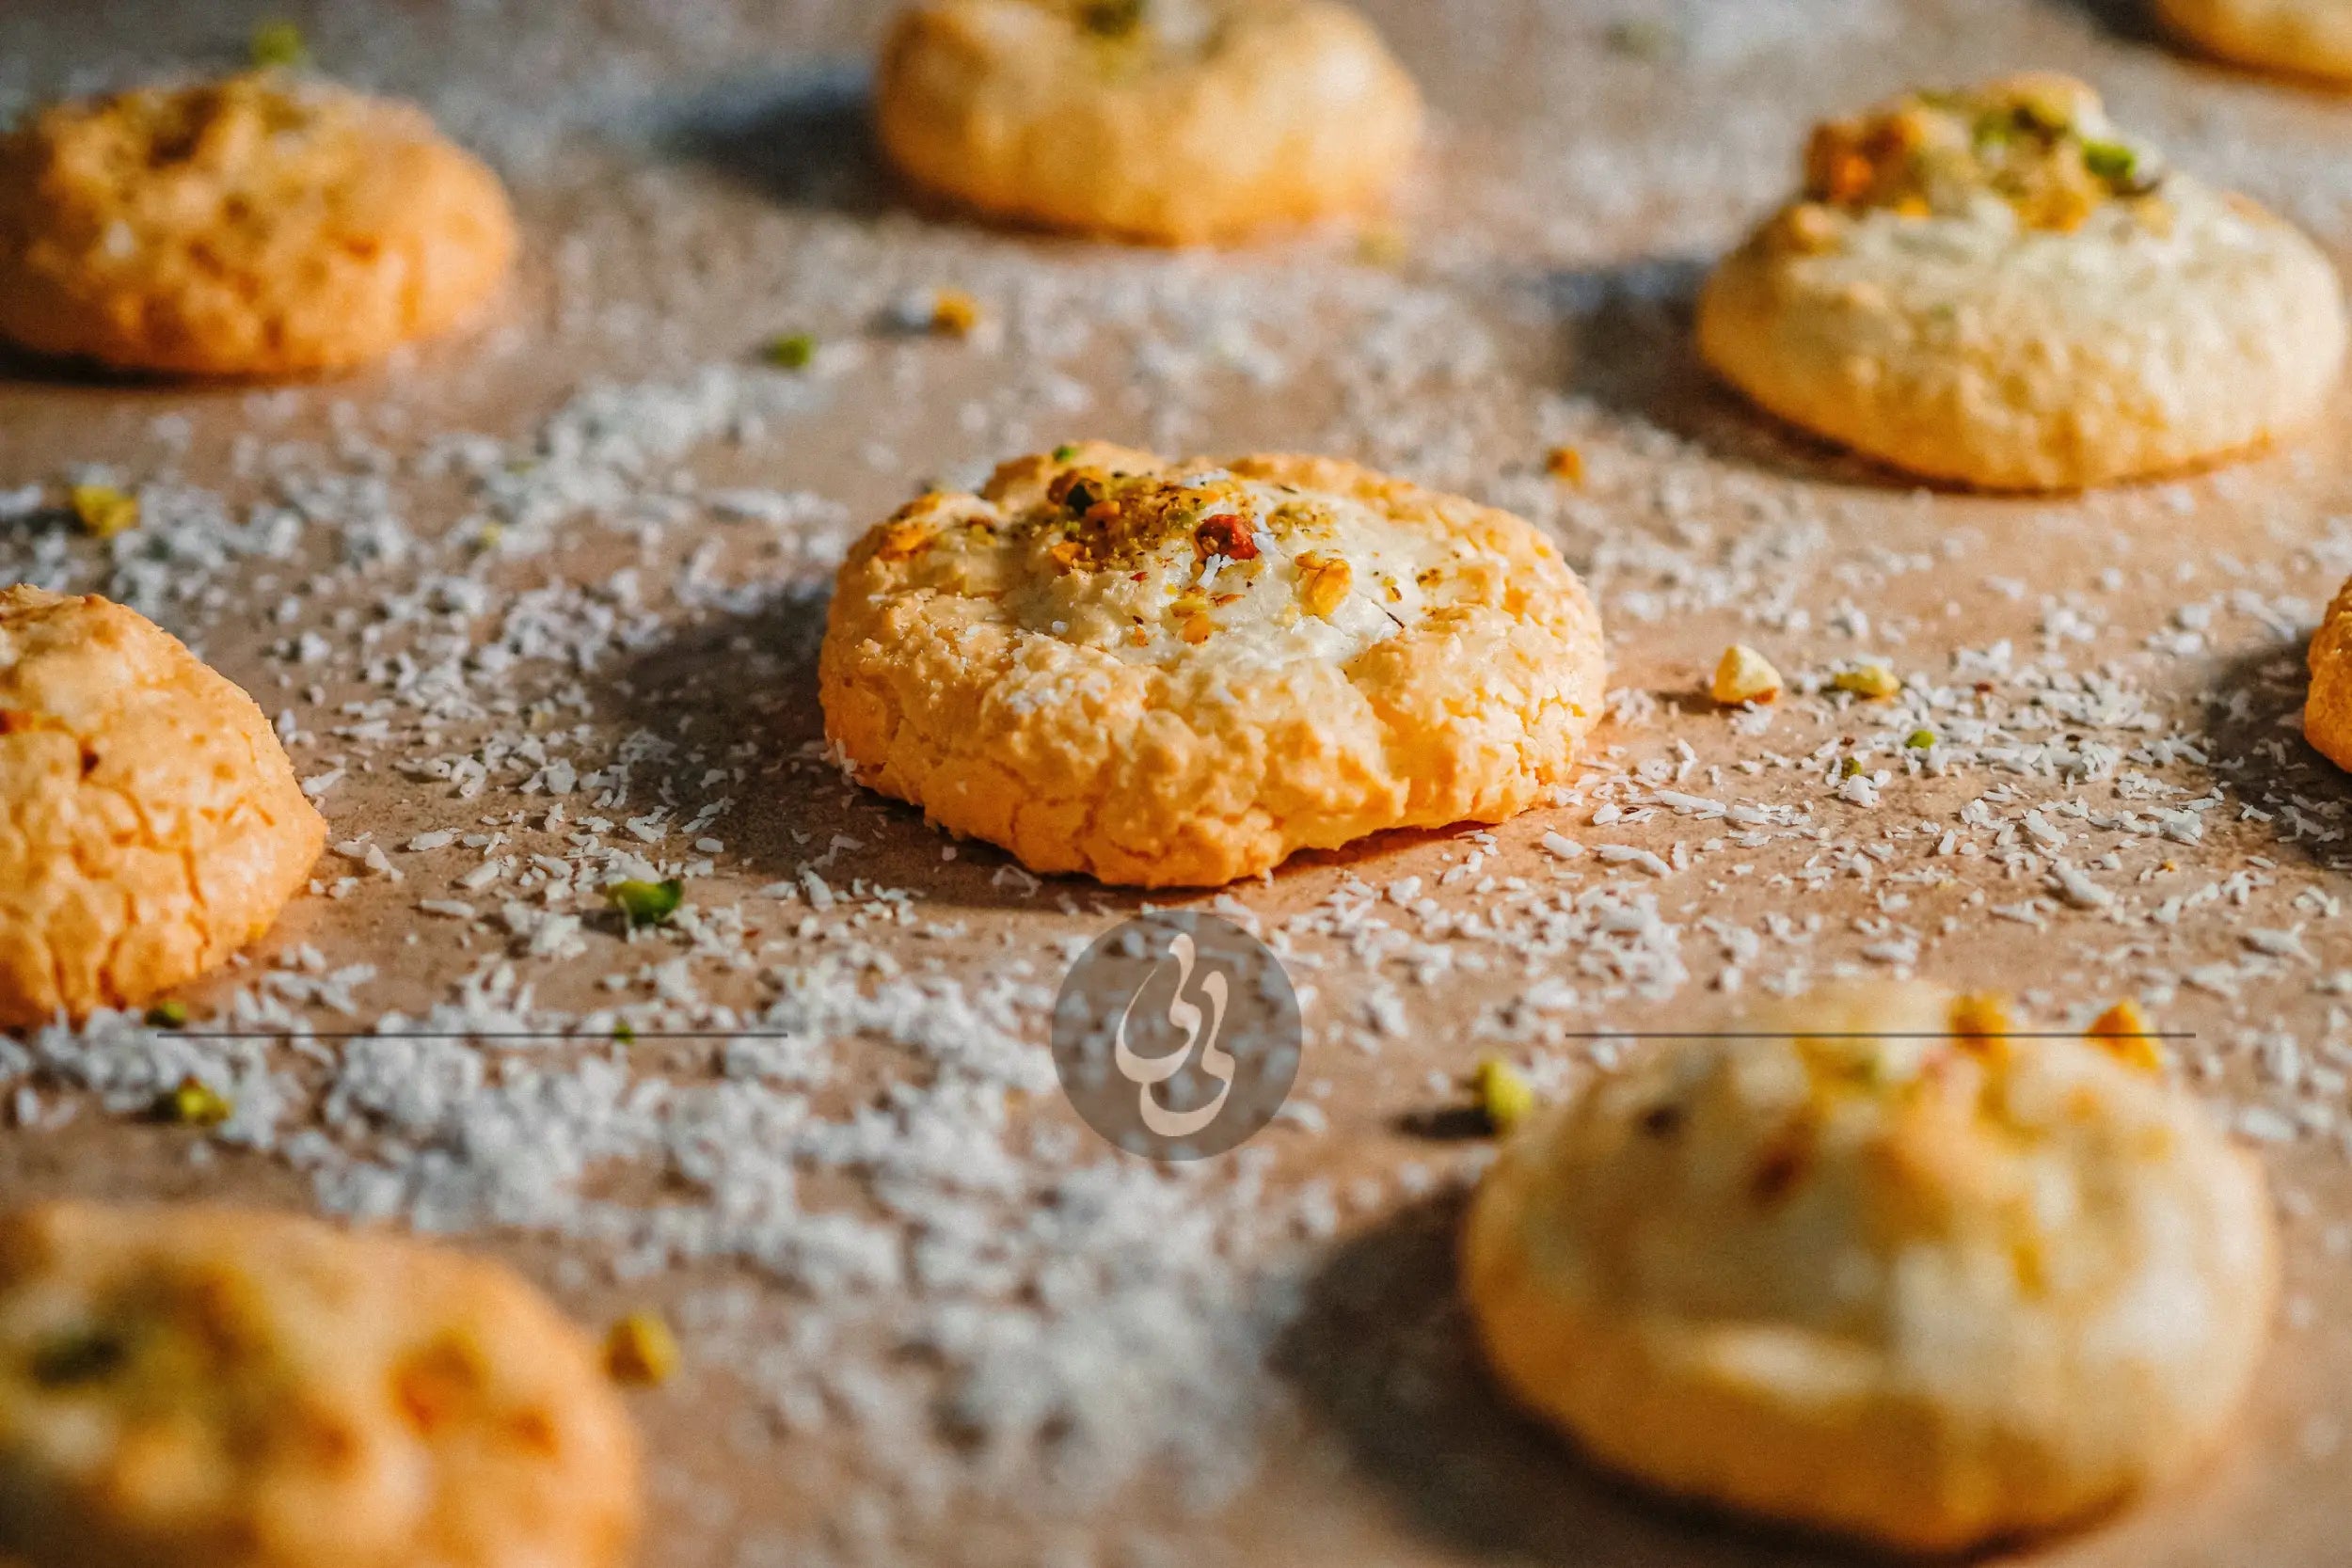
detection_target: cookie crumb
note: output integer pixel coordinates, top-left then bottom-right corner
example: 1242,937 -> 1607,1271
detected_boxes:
1711,643 -> 1783,705
605,1310 -> 681,1386
1832,663 -> 1901,700
69,484 -> 138,539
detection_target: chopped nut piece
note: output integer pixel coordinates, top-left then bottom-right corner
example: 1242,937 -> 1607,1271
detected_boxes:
1545,445 -> 1586,485
1474,1056 -> 1536,1134
875,519 -> 936,562
1710,644 -> 1783,705
930,289 -> 980,338
1295,552 -> 1352,619
144,1000 -> 189,1029
604,1309 -> 681,1386
1193,513 -> 1258,562
160,1077 -> 232,1128
764,332 -> 816,370
2088,999 -> 2163,1074
1905,728 -> 1937,749
69,484 -> 138,539
250,19 -> 308,68
1832,663 -> 1901,700
608,879 -> 683,928
1772,201 -> 1845,254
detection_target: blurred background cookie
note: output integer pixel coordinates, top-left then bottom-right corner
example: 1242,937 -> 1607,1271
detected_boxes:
0,586 -> 324,1027
1698,73 -> 2346,489
1462,982 -> 2277,1553
874,0 -> 1422,244
0,1200 -> 640,1568
819,443 -> 1606,886
0,71 -> 516,376
2156,0 -> 2352,85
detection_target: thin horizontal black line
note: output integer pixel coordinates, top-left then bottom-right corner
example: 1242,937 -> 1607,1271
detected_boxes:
153,1028 -> 2197,1042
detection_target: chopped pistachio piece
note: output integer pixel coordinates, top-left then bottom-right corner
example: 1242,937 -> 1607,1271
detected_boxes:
1832,663 -> 1901,700
609,878 -> 684,928
1051,444 -> 1081,462
1905,727 -> 1937,750
1474,1055 -> 1536,1134
612,1021 -> 637,1044
1710,643 -> 1784,705
161,1077 -> 232,1128
1841,756 -> 1866,778
764,332 -> 816,370
605,1309 -> 681,1385
69,483 -> 138,539
144,1000 -> 189,1029
250,19 -> 308,68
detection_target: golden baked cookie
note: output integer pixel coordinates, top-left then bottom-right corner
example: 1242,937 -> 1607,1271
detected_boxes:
819,444 -> 1607,887
1698,74 -> 2346,490
874,0 -> 1422,244
2305,573 -> 2352,769
1463,983 -> 2278,1553
2157,0 -> 2352,84
0,71 -> 516,376
0,1201 -> 640,1568
0,586 -> 325,1027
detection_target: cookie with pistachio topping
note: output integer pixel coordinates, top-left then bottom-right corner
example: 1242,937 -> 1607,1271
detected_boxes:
873,0 -> 1422,244
0,1201 -> 641,1568
1463,982 -> 2278,1554
2157,0 -> 2352,85
0,71 -> 516,376
0,586 -> 324,1028
818,444 -> 1607,887
1697,73 -> 2346,489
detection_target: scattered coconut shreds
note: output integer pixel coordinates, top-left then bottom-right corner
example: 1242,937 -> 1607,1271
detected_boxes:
4,6 -> 2352,1562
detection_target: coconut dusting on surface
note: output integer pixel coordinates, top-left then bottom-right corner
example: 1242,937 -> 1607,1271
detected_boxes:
5,2 -> 2352,1565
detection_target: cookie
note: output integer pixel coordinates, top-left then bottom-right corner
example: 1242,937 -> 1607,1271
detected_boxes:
2156,0 -> 2352,84
1462,982 -> 2278,1553
2305,574 -> 2352,769
1697,74 -> 2346,489
0,586 -> 325,1027
0,71 -> 516,376
818,444 -> 1608,887
0,1201 -> 640,1568
874,0 -> 1422,244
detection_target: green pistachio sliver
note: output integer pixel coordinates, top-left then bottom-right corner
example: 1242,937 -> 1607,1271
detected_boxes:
764,332 -> 816,371
609,878 -> 684,928
2081,139 -> 2137,186
251,20 -> 307,68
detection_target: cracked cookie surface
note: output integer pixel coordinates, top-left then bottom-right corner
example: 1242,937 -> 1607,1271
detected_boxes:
1463,982 -> 2278,1553
0,1201 -> 640,1568
0,71 -> 516,376
874,0 -> 1422,244
818,444 -> 1607,887
1698,73 -> 2346,489
0,586 -> 325,1027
